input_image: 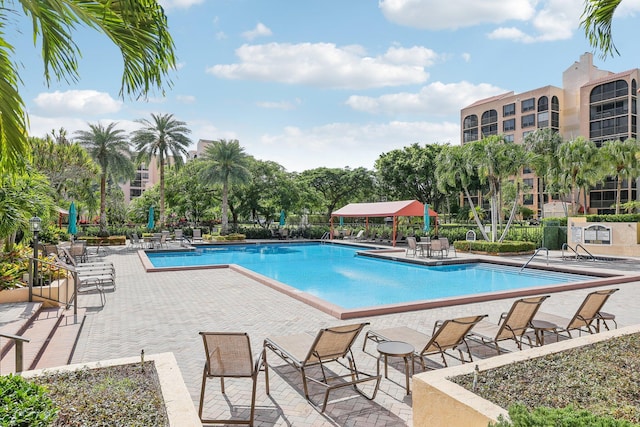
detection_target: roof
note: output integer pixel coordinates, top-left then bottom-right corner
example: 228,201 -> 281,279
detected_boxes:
332,200 -> 437,218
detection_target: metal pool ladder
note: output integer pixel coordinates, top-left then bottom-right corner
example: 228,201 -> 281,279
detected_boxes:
520,247 -> 549,273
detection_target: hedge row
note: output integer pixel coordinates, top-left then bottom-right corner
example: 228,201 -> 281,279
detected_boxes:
454,240 -> 536,254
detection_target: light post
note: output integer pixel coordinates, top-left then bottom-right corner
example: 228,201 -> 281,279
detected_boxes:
29,216 -> 42,302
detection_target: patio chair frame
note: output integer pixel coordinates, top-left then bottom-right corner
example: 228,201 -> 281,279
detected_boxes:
263,322 -> 380,412
468,295 -> 549,354
199,332 -> 262,426
363,314 -> 487,371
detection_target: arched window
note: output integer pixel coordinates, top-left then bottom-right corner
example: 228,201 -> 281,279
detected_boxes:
538,96 -> 548,112
463,114 -> 478,129
481,109 -> 498,136
551,96 -> 559,111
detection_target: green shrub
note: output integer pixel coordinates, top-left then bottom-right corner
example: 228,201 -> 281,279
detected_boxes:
586,214 -> 640,223
0,374 -> 58,426
454,240 -> 536,253
491,404 -> 636,427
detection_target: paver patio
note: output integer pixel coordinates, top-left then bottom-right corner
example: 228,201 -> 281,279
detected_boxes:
70,245 -> 640,426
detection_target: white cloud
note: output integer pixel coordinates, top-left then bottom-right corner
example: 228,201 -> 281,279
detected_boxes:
26,116 -> 139,139
379,0 -> 535,30
32,90 -> 122,116
242,23 -> 273,40
176,95 -> 196,104
206,43 -> 431,89
616,0 -> 640,15
255,99 -> 300,110
345,81 -> 506,116
461,53 -> 471,62
488,27 -> 534,43
383,46 -> 439,67
158,0 -> 205,10
254,120 -> 459,172
215,31 -> 227,40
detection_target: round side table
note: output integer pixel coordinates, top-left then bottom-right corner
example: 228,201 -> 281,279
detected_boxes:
530,319 -> 557,346
377,341 -> 414,395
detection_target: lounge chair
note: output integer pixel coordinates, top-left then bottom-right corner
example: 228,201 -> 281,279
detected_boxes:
363,315 -> 487,370
350,230 -> 365,241
533,288 -> 619,338
192,228 -> 203,242
173,229 -> 184,243
198,332 -> 262,426
468,295 -> 550,354
263,322 -> 380,412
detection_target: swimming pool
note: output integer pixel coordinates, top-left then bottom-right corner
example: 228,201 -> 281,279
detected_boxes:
144,243 -> 602,315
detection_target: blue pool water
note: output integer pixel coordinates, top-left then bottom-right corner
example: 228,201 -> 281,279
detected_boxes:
146,243 -> 593,309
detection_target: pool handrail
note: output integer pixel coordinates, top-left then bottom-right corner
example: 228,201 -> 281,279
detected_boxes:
520,247 -> 548,273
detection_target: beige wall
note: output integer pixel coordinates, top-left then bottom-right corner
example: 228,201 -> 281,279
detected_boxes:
567,217 -> 640,257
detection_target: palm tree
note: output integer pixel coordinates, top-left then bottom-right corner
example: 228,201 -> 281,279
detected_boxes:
556,137 -> 599,215
435,144 -> 490,241
200,140 -> 250,235
600,138 -> 640,214
131,113 -> 192,228
524,129 -> 563,219
581,0 -> 624,57
75,123 -> 134,236
0,1 -> 175,179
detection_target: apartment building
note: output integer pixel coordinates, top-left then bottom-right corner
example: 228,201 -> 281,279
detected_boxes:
460,53 -> 639,216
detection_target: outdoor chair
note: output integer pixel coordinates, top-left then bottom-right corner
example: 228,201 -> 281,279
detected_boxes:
192,228 -> 203,242
363,315 -> 487,370
468,295 -> 550,354
534,288 -> 619,338
129,233 -> 143,251
173,229 -> 184,243
198,332 -> 262,426
439,238 -> 455,257
405,237 -> 423,257
429,238 -> 444,258
263,322 -> 380,412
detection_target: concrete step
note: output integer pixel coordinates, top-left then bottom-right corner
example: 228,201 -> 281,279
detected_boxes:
0,305 -> 86,374
0,302 -> 43,358
33,308 -> 86,370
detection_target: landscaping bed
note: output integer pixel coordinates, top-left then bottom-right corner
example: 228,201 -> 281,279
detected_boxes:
450,333 -> 640,424
30,361 -> 168,426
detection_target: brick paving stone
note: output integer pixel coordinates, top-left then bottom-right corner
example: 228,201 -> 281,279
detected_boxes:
70,246 -> 640,426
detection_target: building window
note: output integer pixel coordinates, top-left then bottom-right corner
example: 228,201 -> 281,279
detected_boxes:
481,109 -> 498,137
481,110 -> 498,125
551,111 -> 560,128
537,111 -> 549,128
130,189 -> 142,198
523,130 -> 534,138
523,178 -> 534,188
590,80 -> 628,103
504,134 -> 514,142
523,194 -> 534,205
503,118 -> 516,132
463,114 -> 479,143
463,114 -> 478,129
503,103 -> 515,117
523,167 -> 532,174
521,114 -> 535,128
538,96 -> 548,112
464,128 -> 479,142
551,96 -> 559,111
521,98 -> 535,112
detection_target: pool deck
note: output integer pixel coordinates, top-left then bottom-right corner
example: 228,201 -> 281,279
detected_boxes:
69,243 -> 640,426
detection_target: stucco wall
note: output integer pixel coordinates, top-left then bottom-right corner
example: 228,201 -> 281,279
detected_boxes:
567,217 -> 640,257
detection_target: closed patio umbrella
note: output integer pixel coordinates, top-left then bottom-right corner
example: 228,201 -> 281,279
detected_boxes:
279,210 -> 285,226
147,206 -> 155,230
67,202 -> 78,236
423,203 -> 431,233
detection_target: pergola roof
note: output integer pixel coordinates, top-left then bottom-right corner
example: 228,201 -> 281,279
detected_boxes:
332,200 -> 437,218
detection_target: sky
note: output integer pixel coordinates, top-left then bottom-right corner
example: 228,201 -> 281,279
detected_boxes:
11,0 -> 640,172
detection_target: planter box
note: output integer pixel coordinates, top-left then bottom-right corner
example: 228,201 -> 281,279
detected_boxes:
0,279 -> 70,307
412,324 -> 640,427
22,352 -> 201,427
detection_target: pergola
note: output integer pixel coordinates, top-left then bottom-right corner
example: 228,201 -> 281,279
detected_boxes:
330,200 -> 438,247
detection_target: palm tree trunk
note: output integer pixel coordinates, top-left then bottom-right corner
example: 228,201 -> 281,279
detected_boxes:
615,174 -> 622,214
100,174 -> 108,235
159,158 -> 165,228
464,188 -> 490,241
221,179 -> 229,235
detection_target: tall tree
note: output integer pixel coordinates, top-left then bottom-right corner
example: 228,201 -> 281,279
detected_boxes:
555,137 -> 599,215
298,167 -> 376,218
465,136 -> 527,242
131,113 -> 192,228
581,0 -> 624,57
524,129 -> 563,219
375,143 -> 445,211
0,0 -> 175,178
75,123 -> 134,235
600,138 -> 640,214
200,140 -> 250,234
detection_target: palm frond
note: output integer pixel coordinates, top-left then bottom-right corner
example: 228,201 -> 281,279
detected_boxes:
580,0 -> 623,58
